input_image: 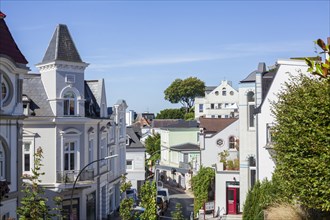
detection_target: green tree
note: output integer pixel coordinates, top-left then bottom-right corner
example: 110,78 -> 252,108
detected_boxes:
156,108 -> 185,119
139,181 -> 157,220
164,77 -> 205,112
271,74 -> 330,212
145,133 -> 161,166
120,175 -> 135,220
191,166 -> 215,217
17,147 -> 62,220
171,203 -> 185,220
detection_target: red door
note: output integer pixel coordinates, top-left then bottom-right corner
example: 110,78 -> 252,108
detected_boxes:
227,187 -> 237,214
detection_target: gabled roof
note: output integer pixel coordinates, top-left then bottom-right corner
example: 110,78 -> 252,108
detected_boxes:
126,127 -> 145,150
0,12 -> 28,64
171,143 -> 200,152
199,117 -> 238,133
23,74 -> 54,116
41,24 -> 83,63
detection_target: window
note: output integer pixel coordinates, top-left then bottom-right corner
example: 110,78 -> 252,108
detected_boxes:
126,135 -> 130,145
210,103 -> 214,109
229,136 -> 236,149
199,104 -> 203,113
63,91 -> 76,116
247,91 -> 255,128
230,91 -> 234,96
266,123 -> 275,144
23,142 -> 31,172
65,74 -> 75,83
0,143 -> 5,180
0,72 -> 13,108
222,88 -> 226,96
88,139 -> 94,164
100,138 -> 107,167
126,160 -> 133,170
215,91 -> 219,96
248,156 -> 256,188
64,142 -> 75,171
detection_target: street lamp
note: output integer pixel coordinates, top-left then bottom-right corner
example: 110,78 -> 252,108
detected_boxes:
70,154 -> 118,220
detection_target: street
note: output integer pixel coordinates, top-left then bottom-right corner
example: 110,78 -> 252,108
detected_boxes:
160,182 -> 194,220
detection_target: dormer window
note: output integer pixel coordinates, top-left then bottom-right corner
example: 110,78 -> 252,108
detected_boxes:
63,91 -> 76,116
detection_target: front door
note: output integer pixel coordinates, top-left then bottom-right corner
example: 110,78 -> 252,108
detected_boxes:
227,187 -> 237,214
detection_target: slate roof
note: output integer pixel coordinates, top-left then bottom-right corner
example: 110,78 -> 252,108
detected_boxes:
152,119 -> 198,128
23,74 -> 54,117
85,81 -> 101,117
41,24 -> 83,63
240,70 -> 257,83
171,143 -> 200,152
199,117 -> 238,133
126,126 -> 145,150
0,12 -> 28,64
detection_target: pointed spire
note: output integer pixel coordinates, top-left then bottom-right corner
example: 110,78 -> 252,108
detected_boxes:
0,11 -> 28,64
42,24 -> 83,63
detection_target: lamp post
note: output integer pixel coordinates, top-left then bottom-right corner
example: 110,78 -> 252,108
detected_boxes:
70,154 -> 118,220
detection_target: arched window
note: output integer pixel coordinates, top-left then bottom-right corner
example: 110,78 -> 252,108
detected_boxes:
229,136 -> 236,149
63,91 -> 76,116
247,91 -> 255,128
0,72 -> 13,108
222,88 -> 227,96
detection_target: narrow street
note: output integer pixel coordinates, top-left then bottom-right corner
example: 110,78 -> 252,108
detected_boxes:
160,182 -> 194,220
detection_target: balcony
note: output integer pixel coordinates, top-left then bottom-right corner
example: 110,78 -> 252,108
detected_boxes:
56,169 -> 94,183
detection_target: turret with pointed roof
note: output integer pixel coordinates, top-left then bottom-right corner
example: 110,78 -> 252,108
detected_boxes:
41,24 -> 83,64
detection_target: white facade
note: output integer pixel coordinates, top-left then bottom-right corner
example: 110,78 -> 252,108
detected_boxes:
256,59 -> 309,181
126,151 -> 145,190
195,80 -> 239,120
0,14 -> 29,219
21,24 -> 127,220
238,67 -> 258,213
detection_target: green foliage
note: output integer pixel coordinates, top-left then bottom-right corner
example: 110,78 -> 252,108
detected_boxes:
156,108 -> 185,119
271,74 -> 330,211
139,181 -> 157,220
145,133 -> 161,166
171,203 -> 185,220
17,147 -> 62,220
191,166 -> 215,217
305,38 -> 330,80
243,179 -> 285,220
164,77 -> 205,111
120,175 -> 135,220
184,111 -> 195,121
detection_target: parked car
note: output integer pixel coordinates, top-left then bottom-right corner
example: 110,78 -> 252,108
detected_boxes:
156,195 -> 167,216
126,188 -> 138,205
131,206 -> 145,220
157,187 -> 170,204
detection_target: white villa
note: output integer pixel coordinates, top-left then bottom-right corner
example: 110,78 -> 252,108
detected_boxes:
21,24 -> 127,220
194,80 -> 239,120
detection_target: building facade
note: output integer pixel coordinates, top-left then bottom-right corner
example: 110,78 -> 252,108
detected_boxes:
0,12 -> 29,219
195,80 -> 239,120
21,24 -> 127,220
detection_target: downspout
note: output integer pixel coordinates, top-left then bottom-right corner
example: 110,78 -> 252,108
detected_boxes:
96,121 -> 100,219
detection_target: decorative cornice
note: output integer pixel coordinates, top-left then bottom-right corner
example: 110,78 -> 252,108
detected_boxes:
36,61 -> 88,73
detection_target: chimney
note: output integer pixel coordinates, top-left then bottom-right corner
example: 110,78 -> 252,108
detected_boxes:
255,62 -> 266,107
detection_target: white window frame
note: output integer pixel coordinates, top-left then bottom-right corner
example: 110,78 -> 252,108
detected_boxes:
126,159 -> 133,170
0,143 -> 5,180
22,142 -> 33,173
60,129 -> 81,172
247,91 -> 256,130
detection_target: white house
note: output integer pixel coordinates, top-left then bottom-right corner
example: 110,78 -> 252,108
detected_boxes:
255,59 -> 309,181
125,125 -> 146,193
22,24 -> 127,220
0,12 -> 29,219
199,118 -> 240,216
195,80 -> 239,120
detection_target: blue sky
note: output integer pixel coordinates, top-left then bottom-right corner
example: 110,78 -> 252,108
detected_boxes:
1,0 -> 329,114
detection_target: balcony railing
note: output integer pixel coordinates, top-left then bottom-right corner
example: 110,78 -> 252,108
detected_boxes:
56,169 -> 94,183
